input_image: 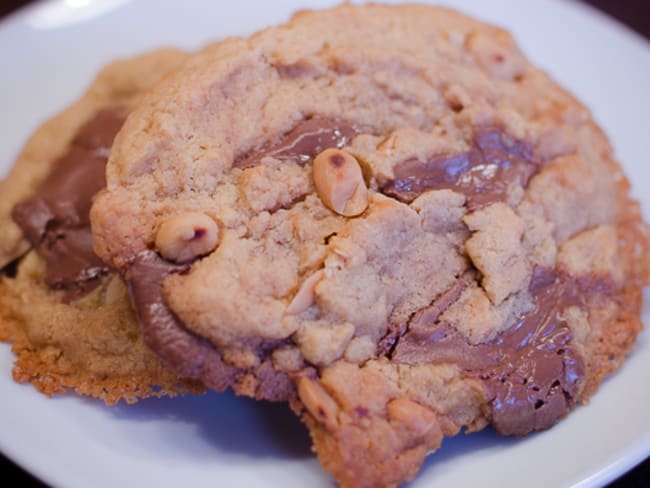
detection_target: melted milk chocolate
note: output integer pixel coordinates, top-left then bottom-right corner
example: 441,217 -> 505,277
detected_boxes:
12,108 -> 125,299
381,127 -> 535,210
127,250 -> 236,383
393,268 -> 586,436
235,117 -> 358,169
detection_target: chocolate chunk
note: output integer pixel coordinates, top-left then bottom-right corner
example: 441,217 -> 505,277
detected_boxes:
393,267 -> 586,436
127,250 -> 237,389
11,108 -> 126,299
487,269 -> 584,435
380,127 -> 535,210
235,117 -> 358,169
41,227 -> 106,293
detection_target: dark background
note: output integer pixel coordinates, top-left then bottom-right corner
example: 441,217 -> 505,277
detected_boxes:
1,0 -> 649,486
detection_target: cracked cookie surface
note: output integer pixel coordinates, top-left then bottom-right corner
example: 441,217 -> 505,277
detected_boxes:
0,49 -> 203,404
91,4 -> 649,486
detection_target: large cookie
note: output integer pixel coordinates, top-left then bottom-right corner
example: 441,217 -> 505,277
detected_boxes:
91,4 -> 649,487
0,49 -> 203,404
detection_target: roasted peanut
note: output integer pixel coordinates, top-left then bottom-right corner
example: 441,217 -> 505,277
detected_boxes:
313,148 -> 368,217
298,377 -> 340,431
286,270 -> 325,315
155,211 -> 219,263
387,397 -> 441,439
466,31 -> 525,81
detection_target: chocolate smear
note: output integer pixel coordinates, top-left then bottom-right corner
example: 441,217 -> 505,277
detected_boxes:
393,267 -> 586,436
127,250 -> 238,389
11,108 -> 125,300
235,117 -> 358,169
381,127 -> 535,210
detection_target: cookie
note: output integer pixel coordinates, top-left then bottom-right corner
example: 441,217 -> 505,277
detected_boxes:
91,4 -> 649,486
0,49 -> 203,404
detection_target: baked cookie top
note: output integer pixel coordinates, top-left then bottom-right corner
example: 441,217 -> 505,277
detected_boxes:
0,49 -> 204,404
91,4 -> 649,486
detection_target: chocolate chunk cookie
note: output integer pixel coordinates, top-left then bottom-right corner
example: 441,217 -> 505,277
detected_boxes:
0,49 -> 203,404
91,4 -> 650,486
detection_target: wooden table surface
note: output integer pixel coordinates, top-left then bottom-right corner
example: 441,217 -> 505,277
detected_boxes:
0,1 -> 648,487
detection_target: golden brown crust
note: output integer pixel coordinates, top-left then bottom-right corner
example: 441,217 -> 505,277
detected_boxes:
580,184 -> 649,399
1,252 -> 203,405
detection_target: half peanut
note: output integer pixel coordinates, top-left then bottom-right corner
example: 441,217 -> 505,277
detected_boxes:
313,148 -> 368,217
155,211 -> 220,263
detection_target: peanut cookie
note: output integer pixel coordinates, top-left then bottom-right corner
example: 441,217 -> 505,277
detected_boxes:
91,4 -> 649,486
0,49 -> 203,404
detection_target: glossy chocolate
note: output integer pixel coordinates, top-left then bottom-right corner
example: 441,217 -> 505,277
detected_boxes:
381,127 -> 535,210
235,117 -> 358,169
127,250 -> 235,384
393,268 -> 586,436
11,108 -> 125,299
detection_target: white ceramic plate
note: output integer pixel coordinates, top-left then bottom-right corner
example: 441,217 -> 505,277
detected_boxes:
1,1 -> 649,487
